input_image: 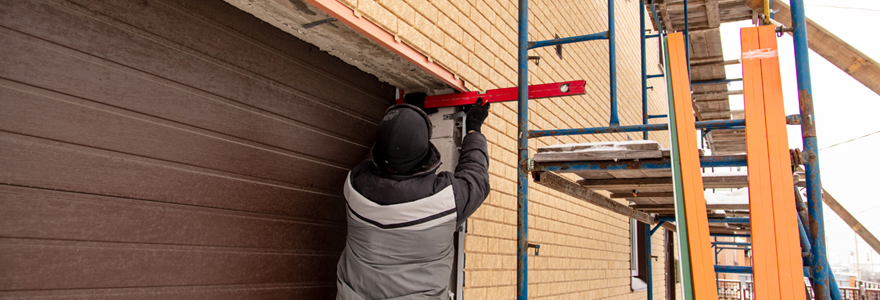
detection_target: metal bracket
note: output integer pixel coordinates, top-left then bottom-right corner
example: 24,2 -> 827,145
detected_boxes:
303,17 -> 337,29
527,243 -> 540,256
554,34 -> 563,59
443,111 -> 466,120
528,55 -> 541,66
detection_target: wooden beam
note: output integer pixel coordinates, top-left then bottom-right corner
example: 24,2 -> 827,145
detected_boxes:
701,110 -> 743,119
690,80 -> 734,86
705,0 -> 721,28
689,55 -> 724,65
693,102 -> 704,121
665,2 -> 709,10
533,150 -> 662,163
694,98 -> 732,103
631,203 -> 750,210
709,129 -> 745,134
702,175 -> 749,188
692,59 -> 740,68
632,206 -> 678,212
719,12 -> 755,24
612,192 -> 674,198
579,177 -> 671,189
680,27 -> 720,34
709,135 -> 746,142
578,174 -> 748,189
710,137 -> 742,146
533,171 -> 655,224
693,90 -> 743,101
707,203 -> 751,210
822,189 -> 880,258
657,3 -> 675,33
535,154 -> 745,174
710,229 -> 752,235
665,0 -> 708,4
709,130 -> 746,136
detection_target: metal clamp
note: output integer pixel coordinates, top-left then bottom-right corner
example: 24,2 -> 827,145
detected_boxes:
776,26 -> 794,37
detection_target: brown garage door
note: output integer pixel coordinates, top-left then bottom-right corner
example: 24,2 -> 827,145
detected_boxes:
0,0 -> 394,298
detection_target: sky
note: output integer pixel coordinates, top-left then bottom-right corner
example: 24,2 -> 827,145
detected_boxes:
716,0 -> 880,273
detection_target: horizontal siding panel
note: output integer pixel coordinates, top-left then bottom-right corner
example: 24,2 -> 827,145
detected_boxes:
70,0 -> 393,111
0,27 -> 368,169
0,0 -> 382,147
0,185 -> 346,251
0,132 -> 346,222
0,0 -> 397,297
0,238 -> 338,290
0,284 -> 335,300
0,79 -> 352,191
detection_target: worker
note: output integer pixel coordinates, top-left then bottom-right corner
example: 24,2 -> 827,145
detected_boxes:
336,94 -> 492,300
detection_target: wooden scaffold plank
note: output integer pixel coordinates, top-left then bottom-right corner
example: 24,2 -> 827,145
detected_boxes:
533,171 -> 655,225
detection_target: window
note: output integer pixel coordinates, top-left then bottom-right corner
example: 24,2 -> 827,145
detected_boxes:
631,219 -> 649,291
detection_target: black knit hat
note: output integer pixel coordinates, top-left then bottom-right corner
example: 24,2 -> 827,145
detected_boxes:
371,104 -> 438,175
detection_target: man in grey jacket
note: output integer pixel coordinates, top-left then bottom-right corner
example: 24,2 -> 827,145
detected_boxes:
336,96 -> 492,300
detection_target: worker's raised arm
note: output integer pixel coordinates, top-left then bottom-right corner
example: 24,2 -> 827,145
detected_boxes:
448,100 -> 492,227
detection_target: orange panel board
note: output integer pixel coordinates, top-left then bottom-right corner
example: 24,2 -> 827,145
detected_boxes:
742,26 -> 779,300
667,32 -> 719,300
742,25 -> 807,300
759,24 -> 807,300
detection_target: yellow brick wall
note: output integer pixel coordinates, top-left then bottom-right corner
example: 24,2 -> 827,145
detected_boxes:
337,0 -> 675,299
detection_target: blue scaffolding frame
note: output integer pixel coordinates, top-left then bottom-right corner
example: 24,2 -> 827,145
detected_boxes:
513,0 -> 839,299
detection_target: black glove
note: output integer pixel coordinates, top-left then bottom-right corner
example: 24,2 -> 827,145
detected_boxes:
403,92 -> 438,114
465,98 -> 490,133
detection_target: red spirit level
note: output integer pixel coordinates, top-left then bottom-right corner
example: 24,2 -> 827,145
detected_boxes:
396,80 -> 586,108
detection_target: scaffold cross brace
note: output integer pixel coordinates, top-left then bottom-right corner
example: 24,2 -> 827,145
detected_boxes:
396,80 -> 586,108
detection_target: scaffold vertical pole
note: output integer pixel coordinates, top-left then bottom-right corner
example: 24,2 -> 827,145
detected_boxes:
516,0 -> 530,299
790,0 -> 835,299
641,2 -> 652,295
683,0 -> 690,75
609,0 -> 619,126
640,0 -> 649,140
646,223 -> 654,300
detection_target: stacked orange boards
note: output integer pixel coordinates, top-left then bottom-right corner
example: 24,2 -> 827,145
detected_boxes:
742,25 -> 806,300
667,32 -> 719,300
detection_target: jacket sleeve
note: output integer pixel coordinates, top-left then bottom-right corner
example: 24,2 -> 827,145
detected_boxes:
447,132 -> 491,227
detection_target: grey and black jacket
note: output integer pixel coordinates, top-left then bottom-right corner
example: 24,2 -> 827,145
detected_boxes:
336,132 -> 490,300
